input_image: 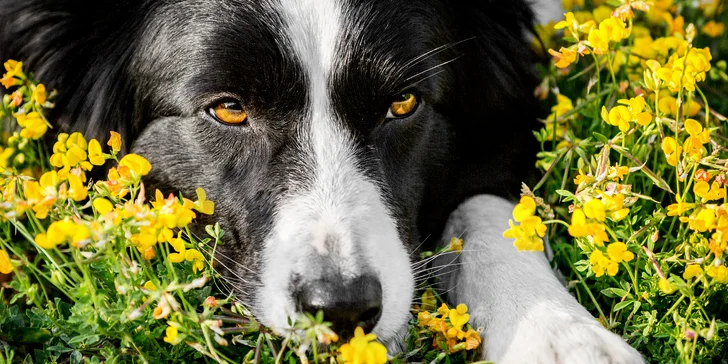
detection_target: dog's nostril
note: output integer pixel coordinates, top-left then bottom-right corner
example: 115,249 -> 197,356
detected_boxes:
295,274 -> 382,339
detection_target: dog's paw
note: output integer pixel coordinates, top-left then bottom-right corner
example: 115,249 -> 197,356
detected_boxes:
483,308 -> 643,364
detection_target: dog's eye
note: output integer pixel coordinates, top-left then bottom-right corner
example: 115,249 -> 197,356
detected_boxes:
209,101 -> 248,125
387,93 -> 418,119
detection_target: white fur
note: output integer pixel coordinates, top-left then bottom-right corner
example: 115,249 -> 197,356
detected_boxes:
257,0 -> 414,340
440,195 -> 644,363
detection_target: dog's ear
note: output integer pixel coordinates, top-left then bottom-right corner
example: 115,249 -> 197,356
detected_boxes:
0,0 -> 147,148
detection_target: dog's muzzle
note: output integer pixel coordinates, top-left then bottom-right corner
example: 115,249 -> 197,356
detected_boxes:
294,274 -> 383,338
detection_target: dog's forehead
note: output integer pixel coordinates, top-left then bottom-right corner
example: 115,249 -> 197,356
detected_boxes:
141,0 -> 434,118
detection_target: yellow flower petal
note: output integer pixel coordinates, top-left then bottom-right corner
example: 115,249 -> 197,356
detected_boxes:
0,249 -> 13,274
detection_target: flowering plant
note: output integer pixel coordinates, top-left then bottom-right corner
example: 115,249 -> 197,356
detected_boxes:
0,62 -> 481,363
505,0 -> 728,362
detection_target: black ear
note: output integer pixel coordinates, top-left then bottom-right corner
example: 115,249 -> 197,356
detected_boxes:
0,0 -> 148,148
444,0 -> 544,195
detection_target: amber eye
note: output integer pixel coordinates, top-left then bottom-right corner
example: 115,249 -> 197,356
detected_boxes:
209,101 -> 248,125
387,93 -> 418,118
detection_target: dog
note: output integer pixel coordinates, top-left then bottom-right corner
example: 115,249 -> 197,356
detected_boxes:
1,0 -> 644,362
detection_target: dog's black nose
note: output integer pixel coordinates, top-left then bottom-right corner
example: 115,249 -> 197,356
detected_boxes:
295,275 -> 382,339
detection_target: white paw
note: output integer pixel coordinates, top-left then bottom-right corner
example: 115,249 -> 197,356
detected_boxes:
483,306 -> 644,364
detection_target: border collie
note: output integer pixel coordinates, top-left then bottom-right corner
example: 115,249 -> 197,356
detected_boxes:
1,0 -> 643,361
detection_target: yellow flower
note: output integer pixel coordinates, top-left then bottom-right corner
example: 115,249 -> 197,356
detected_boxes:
67,174 -> 88,202
661,136 -> 681,167
504,220 -> 545,252
589,250 -> 618,277
568,209 -> 588,237
707,265 -> 728,284
513,196 -> 536,222
643,59 -> 661,91
547,94 -> 574,122
448,304 -> 470,330
606,242 -> 634,263
93,198 -> 114,215
88,139 -> 105,166
659,278 -> 676,294
338,327 -> 387,364
561,0 -> 584,11
555,12 -> 596,41
163,325 -> 183,345
549,47 -> 578,68
583,199 -> 606,222
35,219 -> 89,249
108,131 -> 122,152
463,328 -> 482,350
1,60 -> 24,88
601,105 -> 631,132
587,17 -> 629,54
193,187 -> 215,215
185,249 -> 205,273
168,232 -> 187,263
118,154 -> 152,177
31,83 -> 47,105
447,237 -> 463,253
586,223 -> 609,246
702,20 -> 725,38
15,112 -> 48,139
607,166 -> 629,180
688,208 -> 716,233
521,216 -> 547,237
66,132 -> 87,151
663,13 -> 684,36
683,119 -> 710,161
592,5 -> 612,23
655,48 -> 712,92
667,194 -> 696,216
601,96 -> 652,132
417,311 -> 432,328
0,249 -> 12,274
694,181 -> 725,202
574,170 -> 590,185
143,280 -> 158,291
683,265 -> 703,280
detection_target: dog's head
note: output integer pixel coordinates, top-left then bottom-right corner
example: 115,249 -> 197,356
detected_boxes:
1,0 -> 540,342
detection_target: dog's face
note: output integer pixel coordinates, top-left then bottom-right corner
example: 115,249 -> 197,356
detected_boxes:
130,0 -> 456,340
2,0 -> 540,345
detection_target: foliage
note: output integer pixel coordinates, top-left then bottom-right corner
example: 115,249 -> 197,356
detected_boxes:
0,62 -> 479,363
505,0 -> 728,362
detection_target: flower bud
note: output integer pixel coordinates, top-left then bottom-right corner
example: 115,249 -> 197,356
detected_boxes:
684,329 -> 696,340
50,269 -> 65,286
706,318 -> 716,340
686,24 -> 696,43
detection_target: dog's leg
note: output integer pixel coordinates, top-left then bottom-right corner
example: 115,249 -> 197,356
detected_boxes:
437,194 -> 644,363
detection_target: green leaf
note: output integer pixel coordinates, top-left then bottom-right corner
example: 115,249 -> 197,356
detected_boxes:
592,132 -> 609,144
613,300 -> 634,312
602,288 -> 630,298
555,190 -> 575,198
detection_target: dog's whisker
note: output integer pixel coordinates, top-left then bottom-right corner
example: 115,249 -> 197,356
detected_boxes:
196,244 -> 257,276
201,252 -> 255,286
411,262 -> 462,279
410,250 -> 461,268
407,69 -> 446,88
409,234 -> 432,257
405,55 -> 463,82
411,256 -> 459,273
401,37 -> 476,71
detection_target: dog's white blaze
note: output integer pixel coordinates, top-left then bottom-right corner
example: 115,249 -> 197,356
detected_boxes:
258,0 -> 414,342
